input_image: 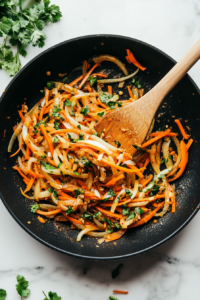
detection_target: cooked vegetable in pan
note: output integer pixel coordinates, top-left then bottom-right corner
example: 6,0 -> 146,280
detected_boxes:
9,50 -> 193,243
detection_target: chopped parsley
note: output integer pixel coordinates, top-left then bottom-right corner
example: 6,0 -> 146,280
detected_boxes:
80,106 -> 90,116
132,144 -> 140,150
77,125 -> 81,130
125,189 -> 132,197
53,136 -> 59,143
62,76 -> 68,83
168,154 -> 172,160
97,112 -> 104,117
64,99 -> 73,108
57,162 -> 62,168
93,132 -> 99,137
132,78 -> 136,84
74,189 -> 85,197
87,75 -> 97,86
160,158 -> 165,164
41,161 -> 55,170
107,189 -> 116,197
83,213 -> 93,221
16,275 -> 30,298
126,211 -> 136,221
114,141 -> 121,148
102,218 -> 112,233
93,211 -> 101,219
135,207 -> 144,214
122,206 -> 130,216
43,291 -> 62,300
52,105 -> 62,118
31,204 -> 39,213
135,80 -> 141,88
109,296 -> 119,300
115,223 -> 121,229
0,289 -> 6,300
47,82 -> 55,90
48,188 -> 54,193
66,206 -> 73,215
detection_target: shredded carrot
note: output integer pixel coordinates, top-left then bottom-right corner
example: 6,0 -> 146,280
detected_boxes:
170,151 -> 175,156
39,104 -> 46,120
113,291 -> 128,294
108,85 -> 112,94
126,49 -> 146,71
63,212 -> 92,225
186,138 -> 193,150
36,209 -> 61,216
77,179 -> 88,190
129,205 -> 162,227
127,164 -> 144,178
175,119 -> 190,139
105,229 -> 126,242
141,129 -> 171,148
24,177 -> 34,193
78,63 -> 101,89
13,166 -> 30,182
10,146 -> 21,157
168,141 -> 188,182
127,86 -> 134,98
140,174 -> 153,187
18,110 -> 25,122
25,146 -> 30,160
150,132 -> 177,137
40,123 -> 54,156
69,74 -> 84,87
105,174 -> 125,187
38,216 -> 45,223
96,206 -> 123,219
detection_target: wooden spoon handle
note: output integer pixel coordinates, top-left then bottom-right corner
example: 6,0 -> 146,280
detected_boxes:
143,39 -> 200,110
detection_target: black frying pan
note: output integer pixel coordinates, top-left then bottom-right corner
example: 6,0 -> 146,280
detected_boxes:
0,35 -> 199,260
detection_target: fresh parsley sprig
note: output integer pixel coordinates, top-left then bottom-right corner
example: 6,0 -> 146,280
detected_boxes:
0,0 -> 62,76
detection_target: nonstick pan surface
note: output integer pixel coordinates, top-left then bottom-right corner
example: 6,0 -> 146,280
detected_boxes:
0,35 -> 200,260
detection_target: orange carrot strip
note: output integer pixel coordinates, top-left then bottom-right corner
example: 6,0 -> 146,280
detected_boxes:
25,146 -> 30,160
38,216 -> 45,223
24,177 -> 34,193
175,119 -> 190,139
113,291 -> 128,294
170,151 -> 175,156
13,167 -> 30,182
46,157 -> 57,167
10,146 -> 21,157
168,141 -> 188,182
127,86 -> 134,98
44,88 -> 50,106
140,174 -> 153,187
40,124 -> 54,156
77,179 -> 88,190
18,110 -> 25,122
78,63 -> 100,89
141,129 -> 171,148
186,138 -> 193,150
27,170 -> 45,178
125,55 -> 131,63
69,74 -> 85,87
105,174 -> 125,187
39,104 -> 46,120
127,164 -> 144,178
96,206 -> 123,219
108,85 -> 112,94
126,49 -> 146,71
50,128 -> 81,135
129,205 -> 162,228
144,155 -> 150,168
105,229 -> 127,242
62,212 -> 92,225
150,132 -> 178,137
36,209 -> 61,216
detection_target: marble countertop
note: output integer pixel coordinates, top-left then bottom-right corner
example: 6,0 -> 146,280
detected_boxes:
1,0 -> 200,299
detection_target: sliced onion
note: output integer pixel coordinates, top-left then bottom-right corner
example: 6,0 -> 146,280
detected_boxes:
63,122 -> 72,129
97,69 -> 139,84
34,179 -> 40,200
39,204 -> 57,210
155,184 -> 169,217
87,232 -> 108,237
77,225 -> 103,242
93,218 -> 104,229
39,190 -> 51,198
94,189 -> 101,198
128,201 -> 149,207
111,189 -> 126,213
91,134 -> 122,152
28,139 -> 44,152
122,160 -> 135,166
131,180 -> 139,199
118,81 -> 125,88
162,138 -> 173,168
70,92 -> 98,102
27,157 -> 38,170
97,153 -> 104,161
167,137 -> 181,176
93,55 -> 128,76
8,122 -> 23,152
18,157 -> 27,174
77,140 -> 112,155
41,166 -> 88,178
22,125 -> 28,142
65,107 -> 92,133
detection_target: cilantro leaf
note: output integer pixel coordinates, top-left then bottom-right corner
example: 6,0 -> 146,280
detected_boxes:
31,204 -> 40,213
43,291 -> 62,300
80,106 -> 90,116
0,289 -> 7,300
53,136 -> 59,143
126,211 -> 136,221
97,112 -> 104,117
87,75 -> 97,86
107,189 -> 116,197
109,296 -> 119,300
93,211 -> 101,219
62,76 -> 68,83
125,189 -> 132,197
122,206 -> 130,216
47,82 -> 55,90
114,140 -> 121,148
41,161 -> 55,170
115,223 -> 121,229
132,144 -> 140,150
66,206 -> 73,215
16,275 -> 30,298
135,207 -> 144,214
74,189 -> 84,197
64,99 -> 73,108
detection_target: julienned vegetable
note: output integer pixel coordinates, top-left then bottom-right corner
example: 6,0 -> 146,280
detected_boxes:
9,51 -> 192,244
0,0 -> 62,76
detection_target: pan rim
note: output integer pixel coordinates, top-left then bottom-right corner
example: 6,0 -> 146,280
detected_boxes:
0,34 -> 200,260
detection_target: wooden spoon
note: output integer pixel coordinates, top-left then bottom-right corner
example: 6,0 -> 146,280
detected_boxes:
95,40 -> 200,155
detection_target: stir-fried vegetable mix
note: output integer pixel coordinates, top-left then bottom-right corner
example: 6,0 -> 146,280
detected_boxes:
9,50 -> 193,243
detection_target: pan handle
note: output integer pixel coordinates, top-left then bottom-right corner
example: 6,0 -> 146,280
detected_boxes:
144,39 -> 200,110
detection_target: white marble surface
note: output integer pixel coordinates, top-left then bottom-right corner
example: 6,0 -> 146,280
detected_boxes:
0,0 -> 200,299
